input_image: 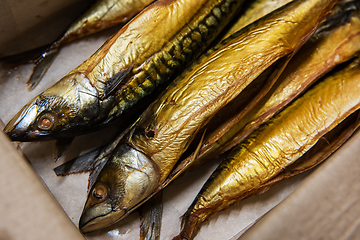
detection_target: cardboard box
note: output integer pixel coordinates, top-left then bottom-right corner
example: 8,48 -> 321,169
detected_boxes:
0,122 -> 85,240
1,1 -> 359,239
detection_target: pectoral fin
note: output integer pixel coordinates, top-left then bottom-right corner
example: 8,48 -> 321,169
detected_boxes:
99,65 -> 132,100
53,137 -> 74,161
54,145 -> 104,176
139,191 -> 163,240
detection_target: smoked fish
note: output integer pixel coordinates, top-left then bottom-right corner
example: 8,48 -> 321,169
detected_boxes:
54,0 -> 297,174
28,0 -> 156,89
77,0 -> 336,233
221,0 -> 292,39
174,57 -> 360,240
188,0 -> 360,169
4,0 -> 244,141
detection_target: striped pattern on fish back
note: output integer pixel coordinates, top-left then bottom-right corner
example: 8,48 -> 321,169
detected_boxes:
107,0 -> 243,122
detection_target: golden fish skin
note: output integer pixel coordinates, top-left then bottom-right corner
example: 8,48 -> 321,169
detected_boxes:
5,0 -> 244,141
221,0 -> 292,39
158,0 -> 295,185
79,0 -> 336,233
57,0 -> 156,46
27,0 -> 156,89
129,0 -> 336,183
194,0 -> 360,166
174,58 -> 360,240
259,108 -> 360,194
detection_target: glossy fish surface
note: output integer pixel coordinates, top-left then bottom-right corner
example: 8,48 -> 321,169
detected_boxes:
159,0 -> 295,184
174,58 -> 360,240
5,0 -> 244,141
53,0 -> 295,179
57,0 -> 156,46
192,0 -> 360,166
27,0 -> 156,89
78,0 -> 336,233
221,0 -> 292,39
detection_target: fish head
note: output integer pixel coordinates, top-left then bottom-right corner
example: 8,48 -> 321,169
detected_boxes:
79,143 -> 160,233
4,73 -> 100,141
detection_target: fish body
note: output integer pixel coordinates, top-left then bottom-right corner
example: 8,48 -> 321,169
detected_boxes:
53,0 -> 297,179
78,0 -> 336,233
175,58 -> 360,240
5,0 -> 244,141
222,0 -> 292,39
56,0 -> 156,46
193,0 -> 360,166
27,0 -> 156,89
159,0 -> 296,185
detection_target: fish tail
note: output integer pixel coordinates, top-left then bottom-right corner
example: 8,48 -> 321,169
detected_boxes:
173,208 -> 214,240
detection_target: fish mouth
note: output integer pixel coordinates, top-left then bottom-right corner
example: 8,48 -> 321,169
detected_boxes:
79,206 -> 126,233
4,128 -> 52,141
4,101 -> 40,141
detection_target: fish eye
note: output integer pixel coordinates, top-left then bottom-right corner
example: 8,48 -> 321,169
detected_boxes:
37,113 -> 57,131
92,182 -> 109,202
